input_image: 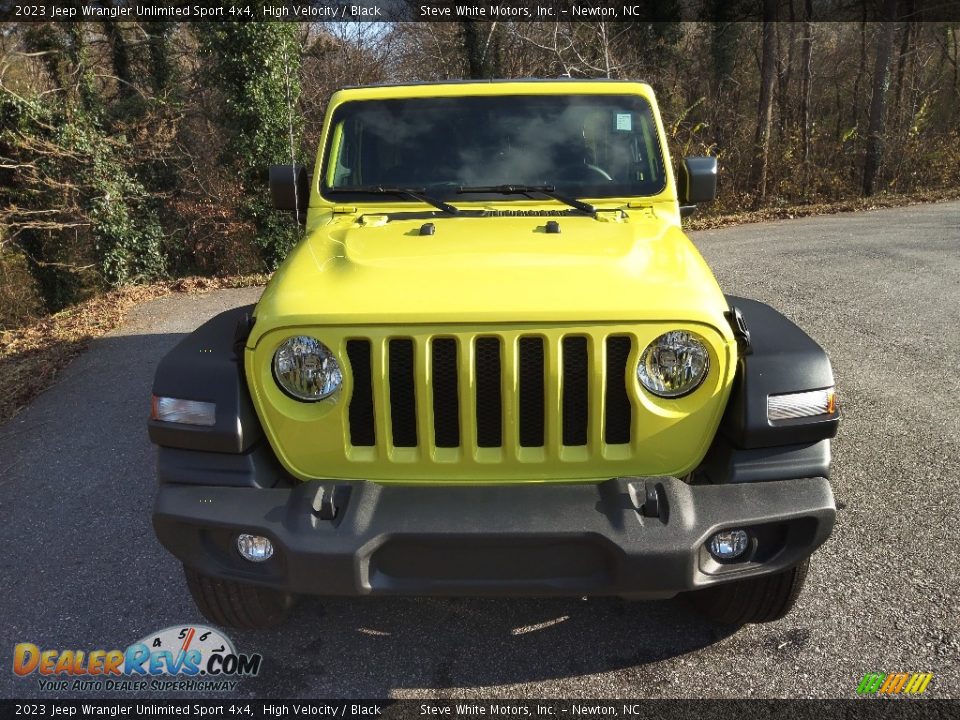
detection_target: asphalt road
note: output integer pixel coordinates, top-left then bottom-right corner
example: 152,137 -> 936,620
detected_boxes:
1,201 -> 958,700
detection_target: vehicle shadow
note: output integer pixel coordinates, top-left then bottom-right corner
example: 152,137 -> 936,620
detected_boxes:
238,594 -> 737,697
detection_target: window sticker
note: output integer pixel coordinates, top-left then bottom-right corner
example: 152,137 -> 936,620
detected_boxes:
615,113 -> 633,132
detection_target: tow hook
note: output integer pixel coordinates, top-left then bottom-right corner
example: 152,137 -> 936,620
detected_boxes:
311,486 -> 338,520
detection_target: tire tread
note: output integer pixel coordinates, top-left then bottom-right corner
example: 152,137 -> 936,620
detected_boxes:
183,566 -> 294,629
688,559 -> 810,625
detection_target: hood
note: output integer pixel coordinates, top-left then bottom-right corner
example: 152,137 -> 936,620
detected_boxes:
249,210 -> 732,345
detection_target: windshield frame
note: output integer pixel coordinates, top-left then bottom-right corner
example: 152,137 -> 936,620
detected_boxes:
317,91 -> 669,206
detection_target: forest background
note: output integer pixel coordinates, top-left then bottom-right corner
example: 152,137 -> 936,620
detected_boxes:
2,7 -> 959,331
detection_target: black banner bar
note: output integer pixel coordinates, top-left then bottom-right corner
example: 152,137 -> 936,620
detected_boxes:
2,0 -> 959,23
0,700 -> 957,720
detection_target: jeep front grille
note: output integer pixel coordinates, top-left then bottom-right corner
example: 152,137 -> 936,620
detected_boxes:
345,330 -> 634,460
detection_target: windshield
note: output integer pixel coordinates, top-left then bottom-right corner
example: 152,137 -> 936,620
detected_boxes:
321,94 -> 667,201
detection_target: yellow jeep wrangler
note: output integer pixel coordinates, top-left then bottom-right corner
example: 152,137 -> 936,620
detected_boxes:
149,80 -> 839,628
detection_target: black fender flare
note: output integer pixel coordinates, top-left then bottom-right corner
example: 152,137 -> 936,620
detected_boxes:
148,305 -> 263,453
719,296 -> 839,449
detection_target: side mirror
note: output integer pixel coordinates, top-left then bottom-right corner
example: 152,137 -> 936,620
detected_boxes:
269,164 -> 310,219
677,156 -> 717,218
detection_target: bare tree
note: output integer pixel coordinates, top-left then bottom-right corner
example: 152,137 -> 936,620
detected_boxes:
863,6 -> 897,196
461,21 -> 502,79
749,0 -> 778,207
893,21 -> 912,129
775,18 -> 797,141
799,1 -> 815,193
510,22 -> 637,79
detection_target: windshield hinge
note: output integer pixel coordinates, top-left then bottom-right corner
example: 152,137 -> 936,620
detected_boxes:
624,202 -> 657,220
332,205 -> 358,214
595,209 -> 626,223
360,214 -> 389,227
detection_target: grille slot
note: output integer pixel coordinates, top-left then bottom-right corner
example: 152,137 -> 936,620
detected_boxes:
346,340 -> 375,446
474,337 -> 503,448
388,339 -> 417,447
604,336 -> 633,444
431,338 -> 460,447
518,337 -> 545,447
562,336 -> 589,446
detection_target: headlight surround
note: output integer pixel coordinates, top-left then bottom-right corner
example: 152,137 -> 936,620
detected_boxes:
637,330 -> 710,398
272,336 -> 343,402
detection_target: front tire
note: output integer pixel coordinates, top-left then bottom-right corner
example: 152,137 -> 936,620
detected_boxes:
688,558 -> 810,625
184,565 -> 296,629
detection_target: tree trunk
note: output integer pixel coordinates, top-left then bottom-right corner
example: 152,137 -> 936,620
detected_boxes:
799,10 -> 814,195
65,25 -> 98,113
709,16 -> 740,155
954,26 -> 960,123
749,0 -> 778,208
776,7 -> 796,141
145,22 -> 175,94
955,27 -> 960,107
102,22 -> 133,99
461,22 -> 499,79
461,22 -> 484,79
22,25 -> 68,90
893,21 -> 912,132
851,20 -> 868,134
863,9 -> 897,196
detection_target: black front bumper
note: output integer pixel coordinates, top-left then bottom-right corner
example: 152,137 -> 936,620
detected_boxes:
153,475 -> 835,598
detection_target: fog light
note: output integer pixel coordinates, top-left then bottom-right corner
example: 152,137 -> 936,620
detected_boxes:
708,529 -> 749,560
237,534 -> 273,562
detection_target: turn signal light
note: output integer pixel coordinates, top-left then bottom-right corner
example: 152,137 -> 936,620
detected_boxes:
150,395 -> 216,426
767,387 -> 836,424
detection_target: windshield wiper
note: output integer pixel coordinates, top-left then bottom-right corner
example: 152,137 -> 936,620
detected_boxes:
457,184 -> 596,216
328,186 -> 460,215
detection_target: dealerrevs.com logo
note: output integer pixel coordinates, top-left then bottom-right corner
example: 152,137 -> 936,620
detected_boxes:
13,625 -> 262,692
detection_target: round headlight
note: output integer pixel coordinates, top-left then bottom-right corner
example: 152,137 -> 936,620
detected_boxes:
273,336 -> 342,401
637,331 -> 710,398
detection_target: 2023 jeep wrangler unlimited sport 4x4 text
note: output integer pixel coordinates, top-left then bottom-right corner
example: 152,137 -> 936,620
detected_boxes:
149,80 -> 839,629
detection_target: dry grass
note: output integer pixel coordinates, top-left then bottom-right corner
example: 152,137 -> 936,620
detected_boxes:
685,188 -> 960,231
0,274 -> 269,425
